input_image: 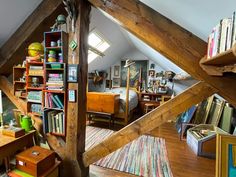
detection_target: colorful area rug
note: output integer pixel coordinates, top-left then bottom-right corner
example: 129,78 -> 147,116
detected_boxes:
86,126 -> 173,177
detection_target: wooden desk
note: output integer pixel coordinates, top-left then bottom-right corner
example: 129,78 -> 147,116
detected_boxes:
0,130 -> 35,170
138,92 -> 171,115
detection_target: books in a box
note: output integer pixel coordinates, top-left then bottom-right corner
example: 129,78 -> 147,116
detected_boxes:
2,126 -> 25,138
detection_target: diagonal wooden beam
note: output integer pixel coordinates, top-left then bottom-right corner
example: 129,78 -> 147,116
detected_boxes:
0,76 -> 26,113
0,0 -> 65,75
88,0 -> 236,107
83,81 -> 217,166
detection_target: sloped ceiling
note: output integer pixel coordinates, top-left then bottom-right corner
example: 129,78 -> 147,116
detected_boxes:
1,1 -> 236,74
88,7 -> 135,72
140,0 -> 236,41
0,0 -> 42,47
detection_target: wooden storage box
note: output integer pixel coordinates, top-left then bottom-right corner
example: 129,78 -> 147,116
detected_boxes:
2,127 -> 25,138
87,92 -> 120,114
16,146 -> 55,176
187,124 -> 228,158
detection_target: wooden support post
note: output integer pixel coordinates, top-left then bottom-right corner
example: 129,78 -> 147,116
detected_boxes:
88,0 -> 236,107
64,0 -> 91,176
83,81 -> 217,166
0,75 -> 26,113
109,67 -> 112,89
125,66 -> 130,125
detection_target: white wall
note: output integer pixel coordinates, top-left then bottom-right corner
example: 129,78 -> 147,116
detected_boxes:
102,48 -> 196,95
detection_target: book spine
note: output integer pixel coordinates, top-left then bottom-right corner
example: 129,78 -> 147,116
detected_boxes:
232,11 -> 236,46
219,18 -> 229,53
52,114 -> 56,132
51,94 -> 61,108
48,112 -> 52,132
212,23 -> 221,57
226,18 -> 232,50
55,114 -> 60,133
54,95 -> 64,109
59,112 -> 64,134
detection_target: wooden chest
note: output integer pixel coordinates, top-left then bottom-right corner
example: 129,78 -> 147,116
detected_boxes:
87,92 -> 120,114
2,127 -> 25,138
16,146 -> 55,176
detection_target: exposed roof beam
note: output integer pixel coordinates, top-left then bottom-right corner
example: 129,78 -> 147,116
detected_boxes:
83,81 -> 216,166
0,0 -> 65,75
88,0 -> 236,107
0,76 -> 27,113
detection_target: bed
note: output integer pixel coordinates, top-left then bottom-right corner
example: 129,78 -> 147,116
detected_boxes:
87,88 -> 139,125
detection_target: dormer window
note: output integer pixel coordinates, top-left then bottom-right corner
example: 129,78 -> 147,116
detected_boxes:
88,30 -> 110,63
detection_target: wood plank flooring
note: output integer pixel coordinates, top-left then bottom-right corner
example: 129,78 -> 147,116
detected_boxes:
89,122 -> 215,177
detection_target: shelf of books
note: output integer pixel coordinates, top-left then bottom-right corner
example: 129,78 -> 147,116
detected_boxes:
43,91 -> 66,136
42,30 -> 68,136
200,11 -> 236,76
26,61 -> 45,115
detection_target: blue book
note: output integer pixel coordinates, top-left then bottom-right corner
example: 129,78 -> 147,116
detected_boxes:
54,95 -> 64,109
51,95 -> 61,108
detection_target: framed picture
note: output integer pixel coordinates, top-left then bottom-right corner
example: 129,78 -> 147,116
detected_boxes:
68,64 -> 78,82
68,90 -> 76,102
112,78 -> 120,87
216,134 -> 236,177
148,70 -> 155,78
121,60 -> 148,87
106,80 -> 112,88
114,65 -> 120,77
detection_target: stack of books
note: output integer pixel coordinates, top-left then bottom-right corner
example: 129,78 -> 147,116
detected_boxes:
28,65 -> 44,76
44,92 -> 64,109
207,11 -> 236,59
27,91 -> 42,103
46,111 -> 64,134
46,73 -> 63,90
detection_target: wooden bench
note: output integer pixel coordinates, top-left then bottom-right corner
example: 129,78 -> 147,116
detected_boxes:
87,111 -> 114,129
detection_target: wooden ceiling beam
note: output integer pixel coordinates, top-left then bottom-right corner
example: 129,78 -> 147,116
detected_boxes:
88,0 -> 236,107
0,0 -> 65,75
0,76 -> 26,113
83,81 -> 216,166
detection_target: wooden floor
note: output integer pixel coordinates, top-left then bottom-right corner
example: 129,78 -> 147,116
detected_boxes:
89,122 -> 215,177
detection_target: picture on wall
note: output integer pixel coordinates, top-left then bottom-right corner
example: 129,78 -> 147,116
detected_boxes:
112,78 -> 120,87
216,134 -> 236,177
120,60 -> 148,87
68,64 -> 78,82
113,65 -> 120,77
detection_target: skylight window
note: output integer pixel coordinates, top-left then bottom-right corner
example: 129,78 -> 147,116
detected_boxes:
88,30 -> 110,64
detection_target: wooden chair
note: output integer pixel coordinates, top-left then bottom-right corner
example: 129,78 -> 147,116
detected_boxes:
144,103 -> 155,114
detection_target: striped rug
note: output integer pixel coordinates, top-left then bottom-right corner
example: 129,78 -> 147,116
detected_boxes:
86,126 -> 173,177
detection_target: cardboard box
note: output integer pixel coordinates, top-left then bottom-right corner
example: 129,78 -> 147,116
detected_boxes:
16,146 -> 55,176
187,124 -> 228,158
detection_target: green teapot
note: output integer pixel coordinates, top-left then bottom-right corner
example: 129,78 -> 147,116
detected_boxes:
20,115 -> 33,132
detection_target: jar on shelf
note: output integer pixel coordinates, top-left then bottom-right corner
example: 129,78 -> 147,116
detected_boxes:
58,53 -> 63,63
57,39 -> 62,46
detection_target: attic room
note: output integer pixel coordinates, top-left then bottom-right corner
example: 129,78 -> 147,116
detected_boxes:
0,0 -> 236,177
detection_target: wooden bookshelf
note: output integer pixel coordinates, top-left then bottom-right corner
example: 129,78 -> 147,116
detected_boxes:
200,44 -> 236,76
42,31 -> 68,137
26,61 -> 45,115
13,66 -> 27,99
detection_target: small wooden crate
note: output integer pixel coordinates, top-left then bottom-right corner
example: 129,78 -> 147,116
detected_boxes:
2,127 -> 25,138
187,124 -> 228,158
16,146 -> 55,177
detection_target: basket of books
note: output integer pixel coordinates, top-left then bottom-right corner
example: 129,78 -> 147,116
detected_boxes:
186,124 -> 228,158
